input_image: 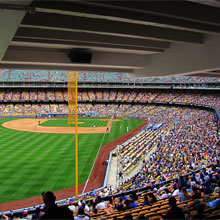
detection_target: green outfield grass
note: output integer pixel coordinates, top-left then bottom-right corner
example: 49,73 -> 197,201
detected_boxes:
0,117 -> 145,203
40,118 -> 108,127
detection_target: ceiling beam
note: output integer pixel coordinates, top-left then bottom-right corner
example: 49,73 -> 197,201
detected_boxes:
32,1 -> 220,34
0,63 -> 134,73
91,1 -> 220,26
20,12 -> 203,44
15,27 -> 170,49
10,40 -> 164,54
2,47 -> 146,69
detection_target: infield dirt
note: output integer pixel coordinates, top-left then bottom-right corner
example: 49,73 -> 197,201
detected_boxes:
2,118 -> 119,134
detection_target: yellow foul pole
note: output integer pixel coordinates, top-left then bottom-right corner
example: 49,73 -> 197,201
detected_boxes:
75,72 -> 78,198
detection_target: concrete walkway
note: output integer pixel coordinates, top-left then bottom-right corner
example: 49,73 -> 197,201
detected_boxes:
106,156 -> 118,188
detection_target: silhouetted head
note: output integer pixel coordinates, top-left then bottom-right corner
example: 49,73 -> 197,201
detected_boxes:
168,197 -> 177,207
42,191 -> 56,207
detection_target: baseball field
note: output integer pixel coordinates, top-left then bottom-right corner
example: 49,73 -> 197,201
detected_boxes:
0,117 -> 145,203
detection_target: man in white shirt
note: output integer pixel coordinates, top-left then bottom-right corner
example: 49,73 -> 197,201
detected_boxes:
96,198 -> 106,210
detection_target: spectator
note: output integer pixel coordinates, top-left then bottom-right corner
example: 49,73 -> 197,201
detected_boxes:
204,182 -> 213,195
191,187 -> 202,200
178,176 -> 187,191
142,195 -> 150,206
124,199 -> 132,210
40,191 -> 73,219
148,193 -> 157,204
161,197 -> 185,219
188,199 -> 210,218
191,203 -> 205,219
178,187 -> 190,202
117,197 -> 124,211
207,197 -> 220,208
159,188 -> 171,200
74,207 -> 90,220
89,200 -> 97,215
32,207 -> 42,220
130,199 -> 138,208
104,197 -> 116,215
96,197 -> 106,210
130,192 -> 138,201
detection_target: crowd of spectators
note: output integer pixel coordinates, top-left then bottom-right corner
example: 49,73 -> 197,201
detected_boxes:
21,90 -> 29,101
4,90 -> 13,101
0,89 -> 219,112
23,104 -> 33,114
116,108 -> 219,192
14,104 -> 23,114
102,91 -> 109,101
88,90 -> 96,100
109,90 -> 117,101
46,91 -> 55,101
38,90 -> 46,101
116,91 -> 125,101
127,90 -> 140,102
29,90 -> 37,101
0,89 -> 219,117
0,99 -> 219,218
1,69 -> 220,83
59,104 -> 68,113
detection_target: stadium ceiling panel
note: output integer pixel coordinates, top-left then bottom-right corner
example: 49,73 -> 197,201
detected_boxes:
0,0 -> 220,77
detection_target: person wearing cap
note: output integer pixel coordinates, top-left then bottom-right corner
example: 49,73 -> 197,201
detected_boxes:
40,191 -> 73,219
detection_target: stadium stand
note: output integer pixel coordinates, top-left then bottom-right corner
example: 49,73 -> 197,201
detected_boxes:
0,70 -> 220,83
0,70 -> 219,219
0,89 -> 220,115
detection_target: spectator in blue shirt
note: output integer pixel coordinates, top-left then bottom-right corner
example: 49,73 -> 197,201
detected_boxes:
130,200 -> 138,208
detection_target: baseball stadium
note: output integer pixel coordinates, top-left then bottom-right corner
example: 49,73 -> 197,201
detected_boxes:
0,1 -> 220,219
0,70 -> 219,219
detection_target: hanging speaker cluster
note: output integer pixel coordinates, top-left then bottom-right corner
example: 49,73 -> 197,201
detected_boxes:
68,49 -> 92,63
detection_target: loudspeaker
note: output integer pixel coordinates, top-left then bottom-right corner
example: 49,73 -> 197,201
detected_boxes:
68,50 -> 92,63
